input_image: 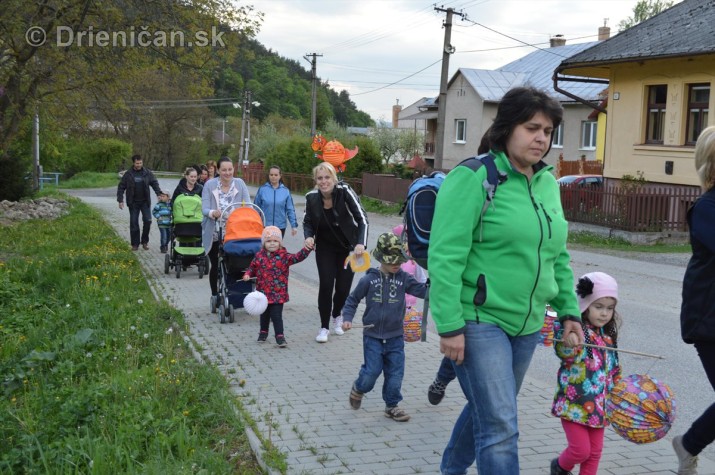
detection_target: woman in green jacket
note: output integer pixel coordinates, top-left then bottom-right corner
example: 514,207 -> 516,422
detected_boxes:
430,87 -> 584,475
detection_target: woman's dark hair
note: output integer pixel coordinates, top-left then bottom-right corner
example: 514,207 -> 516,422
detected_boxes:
478,127 -> 492,155
217,156 -> 232,168
488,87 -> 563,156
267,165 -> 284,184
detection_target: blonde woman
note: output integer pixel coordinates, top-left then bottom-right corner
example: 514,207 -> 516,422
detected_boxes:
673,125 -> 715,475
303,162 -> 368,343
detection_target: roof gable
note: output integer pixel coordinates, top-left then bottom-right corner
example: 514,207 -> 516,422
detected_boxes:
560,0 -> 715,68
451,69 -> 527,102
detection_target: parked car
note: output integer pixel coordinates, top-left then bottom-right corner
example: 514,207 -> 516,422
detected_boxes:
557,174 -> 603,212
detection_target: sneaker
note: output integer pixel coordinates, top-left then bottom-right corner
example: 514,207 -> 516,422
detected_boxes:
131,245 -> 139,251
331,316 -> 344,335
276,335 -> 287,348
160,246 -> 167,254
384,406 -> 410,422
550,457 -> 573,475
349,385 -> 363,409
672,435 -> 698,475
142,243 -> 149,250
315,328 -> 329,343
257,332 -> 268,343
428,379 -> 448,405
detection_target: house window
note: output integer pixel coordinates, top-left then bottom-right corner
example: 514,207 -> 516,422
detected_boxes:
552,123 -> 564,148
646,84 -> 667,144
455,119 -> 466,143
686,84 -> 710,145
580,121 -> 597,150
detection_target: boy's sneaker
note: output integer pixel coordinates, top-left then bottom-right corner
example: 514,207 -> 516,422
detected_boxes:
276,335 -> 287,348
384,406 -> 410,422
428,379 -> 448,405
257,332 -> 268,343
331,316 -> 344,335
672,435 -> 698,475
160,246 -> 167,253
131,245 -> 139,251
349,385 -> 363,409
315,328 -> 329,343
142,243 -> 149,250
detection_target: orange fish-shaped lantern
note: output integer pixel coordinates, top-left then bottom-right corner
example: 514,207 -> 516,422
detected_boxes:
311,134 -> 358,173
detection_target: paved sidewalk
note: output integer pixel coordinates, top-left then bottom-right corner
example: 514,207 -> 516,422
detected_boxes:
72,187 -> 715,475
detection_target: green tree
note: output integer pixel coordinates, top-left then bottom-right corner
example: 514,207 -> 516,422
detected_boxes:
618,0 -> 675,31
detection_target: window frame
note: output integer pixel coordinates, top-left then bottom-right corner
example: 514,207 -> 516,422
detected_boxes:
454,119 -> 467,144
685,83 -> 710,145
645,84 -> 667,144
551,122 -> 564,148
580,121 -> 597,150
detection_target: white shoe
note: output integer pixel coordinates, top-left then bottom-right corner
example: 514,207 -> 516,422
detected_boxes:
331,316 -> 344,335
315,328 -> 329,343
672,435 -> 698,475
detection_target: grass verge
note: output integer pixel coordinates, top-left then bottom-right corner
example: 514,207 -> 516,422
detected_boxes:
568,231 -> 691,253
59,172 -> 120,189
0,198 -> 273,473
360,196 -> 402,215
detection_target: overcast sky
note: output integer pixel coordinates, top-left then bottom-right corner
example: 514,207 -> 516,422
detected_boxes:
246,0 -> 680,123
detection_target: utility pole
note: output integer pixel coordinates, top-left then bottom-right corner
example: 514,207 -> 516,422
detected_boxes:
238,90 -> 249,169
434,6 -> 466,170
303,53 -> 322,136
32,106 -> 40,191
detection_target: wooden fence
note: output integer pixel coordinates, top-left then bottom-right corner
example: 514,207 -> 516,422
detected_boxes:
241,165 -> 362,194
556,156 -> 603,177
560,184 -> 699,232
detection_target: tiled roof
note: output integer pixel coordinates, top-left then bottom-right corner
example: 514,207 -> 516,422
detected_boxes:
560,0 -> 715,67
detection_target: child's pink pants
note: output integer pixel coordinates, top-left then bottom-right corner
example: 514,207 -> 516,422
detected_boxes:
558,419 -> 605,475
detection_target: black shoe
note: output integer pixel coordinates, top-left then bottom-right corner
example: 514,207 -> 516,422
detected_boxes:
428,379 -> 448,405
257,332 -> 268,343
349,384 -> 364,410
276,336 -> 287,348
550,458 -> 573,475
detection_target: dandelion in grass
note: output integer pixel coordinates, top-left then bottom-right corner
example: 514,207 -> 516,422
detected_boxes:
66,304 -> 70,308
165,327 -> 173,335
183,410 -> 190,417
170,359 -> 177,364
143,333 -> 149,339
104,296 -> 110,301
126,344 -> 132,350
86,352 -> 92,358
156,353 -> 163,359
137,299 -> 143,304
130,325 -> 136,331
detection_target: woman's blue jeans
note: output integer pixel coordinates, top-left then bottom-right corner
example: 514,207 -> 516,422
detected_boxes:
440,322 -> 540,475
354,335 -> 405,408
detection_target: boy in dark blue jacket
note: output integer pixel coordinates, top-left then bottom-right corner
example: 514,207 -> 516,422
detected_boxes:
341,232 -> 427,422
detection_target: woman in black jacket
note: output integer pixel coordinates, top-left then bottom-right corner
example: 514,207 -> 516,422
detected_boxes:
303,162 -> 368,343
673,125 -> 715,475
172,167 -> 203,202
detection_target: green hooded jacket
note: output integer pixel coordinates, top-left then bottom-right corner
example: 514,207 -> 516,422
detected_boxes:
428,151 -> 580,337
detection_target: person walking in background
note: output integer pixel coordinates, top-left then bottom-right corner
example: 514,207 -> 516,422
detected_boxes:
341,233 -> 427,422
303,162 -> 368,343
172,167 -> 203,202
117,154 -> 162,251
551,272 -> 622,475
201,156 -> 251,300
672,125 -> 715,475
242,226 -> 312,347
205,160 -> 218,180
152,192 -> 173,254
198,165 -> 209,186
254,165 -> 299,238
428,87 -> 584,475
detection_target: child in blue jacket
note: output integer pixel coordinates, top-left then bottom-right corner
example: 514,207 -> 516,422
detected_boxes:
152,192 -> 172,253
341,232 -> 427,422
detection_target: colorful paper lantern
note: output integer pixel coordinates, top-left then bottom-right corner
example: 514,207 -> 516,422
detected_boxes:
539,305 -> 558,346
243,291 -> 268,317
403,306 -> 422,343
606,374 -> 676,444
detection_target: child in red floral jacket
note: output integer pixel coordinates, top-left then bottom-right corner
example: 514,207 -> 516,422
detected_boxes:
243,226 -> 312,347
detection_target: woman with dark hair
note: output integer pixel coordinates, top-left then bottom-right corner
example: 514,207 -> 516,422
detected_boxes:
429,87 -> 583,475
201,156 -> 251,300
254,165 -> 298,238
303,162 -> 368,343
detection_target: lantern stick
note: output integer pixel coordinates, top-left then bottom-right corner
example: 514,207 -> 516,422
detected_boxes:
553,339 -> 665,359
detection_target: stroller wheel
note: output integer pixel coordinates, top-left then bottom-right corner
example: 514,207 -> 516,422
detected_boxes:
164,254 -> 170,275
198,262 -> 204,279
219,304 -> 226,324
210,295 -> 217,314
229,305 -> 235,323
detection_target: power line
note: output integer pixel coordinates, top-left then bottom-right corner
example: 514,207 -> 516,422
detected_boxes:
350,58 -> 442,96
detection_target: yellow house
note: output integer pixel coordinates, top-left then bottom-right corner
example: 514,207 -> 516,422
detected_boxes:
554,0 -> 714,192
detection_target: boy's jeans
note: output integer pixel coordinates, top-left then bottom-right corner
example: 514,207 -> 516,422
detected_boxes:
354,335 -> 405,407
436,356 -> 457,384
159,226 -> 171,248
440,322 -> 539,475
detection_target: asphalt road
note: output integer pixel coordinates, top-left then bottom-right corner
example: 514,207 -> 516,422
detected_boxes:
90,177 -> 714,463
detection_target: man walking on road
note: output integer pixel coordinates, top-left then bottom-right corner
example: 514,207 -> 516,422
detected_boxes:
117,154 -> 162,251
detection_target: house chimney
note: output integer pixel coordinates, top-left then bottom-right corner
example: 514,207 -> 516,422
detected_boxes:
550,34 -> 566,47
392,100 -> 402,128
598,19 -> 611,40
